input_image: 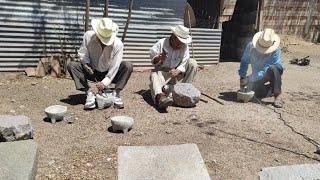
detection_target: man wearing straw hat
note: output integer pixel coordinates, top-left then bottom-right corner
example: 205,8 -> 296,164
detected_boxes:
149,25 -> 198,110
68,18 -> 133,110
238,28 -> 284,108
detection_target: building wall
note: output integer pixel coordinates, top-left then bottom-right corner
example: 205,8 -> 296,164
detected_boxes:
262,0 -> 320,42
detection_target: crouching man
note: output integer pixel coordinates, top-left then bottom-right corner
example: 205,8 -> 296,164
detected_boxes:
238,28 -> 284,108
68,18 -> 133,109
149,25 -> 198,110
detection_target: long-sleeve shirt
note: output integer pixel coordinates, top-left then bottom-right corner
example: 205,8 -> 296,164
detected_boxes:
78,30 -> 123,86
238,42 -> 283,83
150,38 -> 190,73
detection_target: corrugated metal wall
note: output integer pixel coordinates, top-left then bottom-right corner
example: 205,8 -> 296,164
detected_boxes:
0,0 -> 221,71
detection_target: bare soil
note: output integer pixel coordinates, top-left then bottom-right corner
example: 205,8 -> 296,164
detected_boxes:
0,37 -> 319,179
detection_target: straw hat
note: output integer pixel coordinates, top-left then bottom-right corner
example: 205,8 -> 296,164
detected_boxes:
91,18 -> 118,46
252,28 -> 280,54
170,25 -> 192,44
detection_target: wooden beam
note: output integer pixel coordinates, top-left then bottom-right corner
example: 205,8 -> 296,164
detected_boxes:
85,0 -> 90,32
122,0 -> 133,42
103,0 -> 109,17
256,0 -> 264,31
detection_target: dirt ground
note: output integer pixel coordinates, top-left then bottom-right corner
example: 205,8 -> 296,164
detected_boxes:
0,37 -> 319,180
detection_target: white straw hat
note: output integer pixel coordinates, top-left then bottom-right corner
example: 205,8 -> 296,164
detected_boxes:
91,18 -> 118,46
252,28 -> 280,54
170,25 -> 192,44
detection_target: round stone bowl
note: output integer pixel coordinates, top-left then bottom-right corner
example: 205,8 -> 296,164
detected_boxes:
44,105 -> 67,123
237,90 -> 255,103
110,116 -> 134,133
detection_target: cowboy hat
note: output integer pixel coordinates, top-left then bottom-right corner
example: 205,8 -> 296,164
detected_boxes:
252,28 -> 280,54
170,25 -> 192,44
91,18 -> 118,46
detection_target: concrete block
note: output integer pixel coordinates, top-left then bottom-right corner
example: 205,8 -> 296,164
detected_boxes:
118,144 -> 211,180
0,140 -> 38,180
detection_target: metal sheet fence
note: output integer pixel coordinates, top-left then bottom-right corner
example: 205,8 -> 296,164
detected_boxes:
0,0 -> 221,71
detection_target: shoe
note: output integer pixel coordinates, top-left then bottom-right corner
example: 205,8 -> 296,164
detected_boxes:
84,92 -> 96,109
156,93 -> 172,110
111,92 -> 124,109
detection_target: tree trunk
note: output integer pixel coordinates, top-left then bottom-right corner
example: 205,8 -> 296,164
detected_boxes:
85,0 -> 90,32
104,0 -> 109,17
122,0 -> 133,42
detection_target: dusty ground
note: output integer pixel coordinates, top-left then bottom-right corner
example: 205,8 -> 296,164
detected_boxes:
0,38 -> 319,180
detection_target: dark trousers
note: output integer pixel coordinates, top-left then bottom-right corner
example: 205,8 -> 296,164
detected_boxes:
67,61 -> 133,92
252,65 -> 283,98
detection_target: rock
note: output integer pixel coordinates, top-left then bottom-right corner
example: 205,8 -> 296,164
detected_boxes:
173,83 -> 201,107
48,160 -> 55,166
10,99 -> 16,103
110,116 -> 134,133
25,68 -> 37,77
96,94 -> 113,110
107,158 -> 112,162
31,82 -> 38,86
9,110 -> 15,114
188,114 -> 199,122
0,140 -> 38,180
0,115 -> 34,142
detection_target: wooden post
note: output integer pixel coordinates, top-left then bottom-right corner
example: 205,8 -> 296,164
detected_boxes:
85,0 -> 90,32
256,0 -> 264,31
122,0 -> 133,42
304,0 -> 314,38
217,0 -> 224,29
104,0 -> 109,17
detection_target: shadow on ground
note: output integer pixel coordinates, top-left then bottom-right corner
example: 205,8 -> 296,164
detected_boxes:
135,89 -> 168,113
60,94 -> 86,105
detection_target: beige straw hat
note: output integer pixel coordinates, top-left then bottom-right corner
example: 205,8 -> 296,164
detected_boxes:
91,18 -> 118,46
252,28 -> 280,54
170,25 -> 192,44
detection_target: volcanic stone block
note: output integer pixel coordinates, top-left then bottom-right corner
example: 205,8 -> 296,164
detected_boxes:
173,83 -> 201,107
0,140 -> 38,180
0,115 -> 33,142
118,144 -> 211,180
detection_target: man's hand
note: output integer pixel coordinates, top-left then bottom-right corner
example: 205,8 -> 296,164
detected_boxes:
154,50 -> 167,64
240,77 -> 248,86
96,82 -> 105,91
169,69 -> 181,77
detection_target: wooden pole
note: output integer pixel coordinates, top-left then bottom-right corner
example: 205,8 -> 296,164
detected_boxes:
187,9 -> 195,59
256,0 -> 264,31
104,0 -> 109,17
304,0 -> 314,38
122,0 -> 133,42
85,0 -> 90,32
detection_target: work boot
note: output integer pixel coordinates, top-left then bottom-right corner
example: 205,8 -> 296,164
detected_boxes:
84,91 -> 96,110
155,93 -> 172,110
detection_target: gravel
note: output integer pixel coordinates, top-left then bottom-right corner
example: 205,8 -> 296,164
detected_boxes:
0,40 -> 319,179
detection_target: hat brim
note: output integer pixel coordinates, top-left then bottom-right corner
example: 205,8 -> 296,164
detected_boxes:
91,19 -> 118,46
170,27 -> 192,44
252,31 -> 280,54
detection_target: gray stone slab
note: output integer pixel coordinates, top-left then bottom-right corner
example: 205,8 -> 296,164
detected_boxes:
0,140 -> 38,180
118,144 -> 211,180
0,115 -> 33,142
259,163 -> 320,180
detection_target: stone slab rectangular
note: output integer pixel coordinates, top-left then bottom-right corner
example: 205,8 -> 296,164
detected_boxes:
0,140 -> 38,180
118,144 -> 211,180
259,163 -> 320,180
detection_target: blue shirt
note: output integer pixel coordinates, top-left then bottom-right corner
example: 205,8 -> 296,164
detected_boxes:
238,42 -> 283,83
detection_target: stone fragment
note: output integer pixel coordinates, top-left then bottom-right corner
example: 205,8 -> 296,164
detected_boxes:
96,94 -> 113,110
0,115 -> 34,142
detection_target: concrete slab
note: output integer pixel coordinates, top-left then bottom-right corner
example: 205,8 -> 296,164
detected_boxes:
259,163 -> 320,180
0,115 -> 33,142
118,144 -> 211,180
0,140 -> 38,180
